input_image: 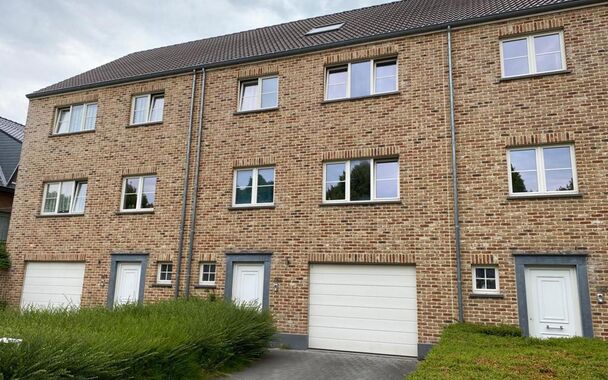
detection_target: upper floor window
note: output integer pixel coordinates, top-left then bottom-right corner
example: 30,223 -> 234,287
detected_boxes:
500,32 -> 565,78
508,145 -> 577,196
131,94 -> 164,125
121,175 -> 157,211
323,158 -> 399,203
41,180 -> 87,215
325,58 -> 397,101
238,76 -> 278,112
54,103 -> 97,134
233,167 -> 275,207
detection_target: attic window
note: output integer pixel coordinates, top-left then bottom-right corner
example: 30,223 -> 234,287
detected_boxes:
306,23 -> 344,35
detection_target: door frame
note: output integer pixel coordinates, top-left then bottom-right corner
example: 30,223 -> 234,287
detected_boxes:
107,253 -> 148,308
514,254 -> 593,337
224,252 -> 272,309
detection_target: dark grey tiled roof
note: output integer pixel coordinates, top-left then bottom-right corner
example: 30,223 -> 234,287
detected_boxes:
0,116 -> 24,142
29,0 -> 605,98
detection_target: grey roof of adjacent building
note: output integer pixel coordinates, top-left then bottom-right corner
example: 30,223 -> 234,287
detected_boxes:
28,0 -> 606,98
0,117 -> 24,188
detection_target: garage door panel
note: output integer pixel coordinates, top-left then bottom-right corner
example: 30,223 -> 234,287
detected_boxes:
311,265 -> 415,276
310,294 -> 417,309
310,326 -> 416,344
21,262 -> 85,310
21,276 -> 85,287
310,315 -> 417,332
22,284 -> 84,295
310,304 -> 417,322
310,283 -> 416,298
309,337 -> 417,357
310,272 -> 414,287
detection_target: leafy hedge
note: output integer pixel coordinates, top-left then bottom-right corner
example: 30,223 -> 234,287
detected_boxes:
0,242 -> 9,270
0,298 -> 275,379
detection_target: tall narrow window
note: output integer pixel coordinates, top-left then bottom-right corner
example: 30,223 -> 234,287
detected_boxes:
41,180 -> 87,215
238,76 -> 278,111
54,103 -> 97,134
131,94 -> 164,125
233,167 -> 275,206
501,32 -> 565,78
325,58 -> 397,100
121,175 -> 157,211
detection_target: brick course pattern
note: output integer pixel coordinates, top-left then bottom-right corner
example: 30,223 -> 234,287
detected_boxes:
4,4 -> 608,345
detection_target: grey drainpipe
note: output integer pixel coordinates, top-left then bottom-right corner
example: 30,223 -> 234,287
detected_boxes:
174,70 -> 198,298
447,26 -> 464,323
184,68 -> 206,298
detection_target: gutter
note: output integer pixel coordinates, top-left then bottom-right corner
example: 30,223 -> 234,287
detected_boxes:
184,68 -> 206,298
447,26 -> 464,323
26,0 -> 607,99
174,69 -> 198,298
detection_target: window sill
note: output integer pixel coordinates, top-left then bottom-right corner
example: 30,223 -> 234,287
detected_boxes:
228,205 -> 275,210
194,284 -> 217,289
499,69 -> 571,82
36,213 -> 85,218
233,107 -> 279,116
150,283 -> 172,288
49,130 -> 95,137
321,91 -> 400,105
115,210 -> 155,215
507,192 -> 583,200
126,121 -> 163,128
319,200 -> 402,207
469,293 -> 504,299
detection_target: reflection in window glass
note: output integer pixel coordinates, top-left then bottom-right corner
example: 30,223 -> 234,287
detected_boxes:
375,61 -> 397,93
543,147 -> 573,191
534,34 -> 563,73
350,159 -> 371,201
375,160 -> 399,199
324,159 -> 400,202
235,170 -> 253,204
350,61 -> 371,98
42,181 -> 87,214
509,149 -> 538,193
509,146 -> 576,194
502,38 -> 529,77
261,77 -> 278,109
122,176 -> 156,211
325,162 -> 346,200
326,68 -> 348,100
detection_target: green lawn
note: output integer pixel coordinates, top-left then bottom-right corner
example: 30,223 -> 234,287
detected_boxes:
409,323 -> 608,380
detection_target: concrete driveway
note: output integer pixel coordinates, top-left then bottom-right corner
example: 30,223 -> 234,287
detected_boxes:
225,349 -> 418,380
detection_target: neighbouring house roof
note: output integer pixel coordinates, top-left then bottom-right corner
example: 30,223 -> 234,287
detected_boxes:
28,0 -> 605,99
0,117 -> 24,188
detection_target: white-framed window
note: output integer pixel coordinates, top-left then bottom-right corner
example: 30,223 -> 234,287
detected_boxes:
325,58 -> 397,100
199,263 -> 217,286
41,180 -> 88,215
157,262 -> 173,284
323,158 -> 399,203
238,76 -> 278,112
233,167 -> 275,207
121,175 -> 157,211
507,145 -> 577,196
472,266 -> 500,295
130,93 -> 164,125
54,103 -> 97,134
500,31 -> 566,78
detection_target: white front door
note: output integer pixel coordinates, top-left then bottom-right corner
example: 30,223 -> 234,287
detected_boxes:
232,263 -> 265,308
114,263 -> 142,306
525,267 -> 582,338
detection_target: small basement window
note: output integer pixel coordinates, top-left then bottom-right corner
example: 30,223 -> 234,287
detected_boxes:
200,263 -> 217,286
472,266 -> 500,295
157,263 -> 173,285
306,23 -> 344,35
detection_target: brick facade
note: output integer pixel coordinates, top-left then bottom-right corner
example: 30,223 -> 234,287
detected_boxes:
5,4 -> 608,347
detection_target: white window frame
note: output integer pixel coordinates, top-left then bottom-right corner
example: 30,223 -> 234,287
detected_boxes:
238,76 -> 279,111
322,158 -> 400,204
500,31 -> 566,79
507,145 -> 578,196
199,262 -> 217,286
325,58 -> 398,101
40,180 -> 87,215
130,93 -> 164,125
157,262 -> 173,285
232,167 -> 275,207
472,266 -> 500,295
54,103 -> 97,134
120,175 -> 157,212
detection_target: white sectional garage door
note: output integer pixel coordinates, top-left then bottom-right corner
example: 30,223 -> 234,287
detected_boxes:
21,262 -> 86,310
309,264 -> 418,356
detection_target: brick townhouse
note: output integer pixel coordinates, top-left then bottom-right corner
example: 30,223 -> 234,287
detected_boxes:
3,0 -> 607,358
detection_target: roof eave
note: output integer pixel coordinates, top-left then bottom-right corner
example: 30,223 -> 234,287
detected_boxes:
26,0 -> 607,100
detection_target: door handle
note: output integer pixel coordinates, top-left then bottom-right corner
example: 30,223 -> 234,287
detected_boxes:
546,325 -> 564,330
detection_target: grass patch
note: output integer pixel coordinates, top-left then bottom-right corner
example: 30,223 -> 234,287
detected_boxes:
0,298 -> 275,379
409,323 -> 608,380
0,242 -> 9,270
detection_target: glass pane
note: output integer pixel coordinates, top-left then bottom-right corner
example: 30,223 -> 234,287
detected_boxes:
125,178 -> 139,195
476,279 -> 486,289
375,61 -> 396,78
84,104 -> 97,130
350,61 -> 371,98
209,273 -> 215,281
133,96 -> 148,123
325,163 -> 346,183
43,198 -> 57,213
475,268 -> 485,278
503,57 -> 530,77
486,268 -> 496,279
509,150 -> 537,171
486,280 -> 496,290
258,168 -> 274,186
326,68 -> 347,99
56,109 -> 70,134
511,171 -> 538,193
140,192 -> 155,209
43,183 -> 60,213
261,93 -> 278,109
257,186 -> 274,204
72,183 -> 87,213
236,170 -> 253,188
536,52 -> 562,73
58,182 -> 74,213
235,187 -> 252,204
543,147 -> 571,169
240,82 -> 258,111
202,273 -> 209,281
545,169 -> 574,192
376,161 -> 398,180
534,34 -> 561,54
375,61 -> 396,93
261,77 -> 278,94
502,39 -> 528,58
376,179 -> 398,199
69,105 -> 84,132
325,182 -> 345,201
350,159 -> 371,201
375,77 -> 396,94
150,96 -> 164,122
142,177 -> 157,193
124,194 -> 138,209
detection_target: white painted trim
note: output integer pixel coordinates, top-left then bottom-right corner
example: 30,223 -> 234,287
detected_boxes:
120,175 -> 156,212
53,103 -> 97,134
500,31 -> 566,79
232,166 -> 275,207
156,262 -> 173,284
130,93 -> 164,125
325,58 -> 398,100
40,180 -> 87,215
238,75 -> 279,111
472,266 -> 500,295
199,262 -> 217,286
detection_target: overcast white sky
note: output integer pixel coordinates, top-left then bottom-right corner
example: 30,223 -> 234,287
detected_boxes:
0,0 -> 394,125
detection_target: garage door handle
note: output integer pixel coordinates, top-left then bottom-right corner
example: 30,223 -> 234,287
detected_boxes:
546,325 -> 563,330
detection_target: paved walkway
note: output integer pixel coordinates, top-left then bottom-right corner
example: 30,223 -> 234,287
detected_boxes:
226,349 -> 418,380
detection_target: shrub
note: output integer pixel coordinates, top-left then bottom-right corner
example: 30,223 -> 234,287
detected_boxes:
0,298 -> 275,379
0,242 -> 9,270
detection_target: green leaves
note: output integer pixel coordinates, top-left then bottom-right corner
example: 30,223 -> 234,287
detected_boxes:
0,242 -> 9,270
